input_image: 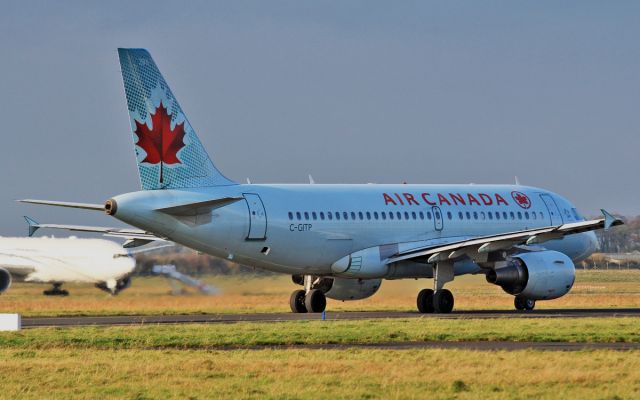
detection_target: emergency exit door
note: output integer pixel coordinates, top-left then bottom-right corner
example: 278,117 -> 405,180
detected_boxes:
244,193 -> 267,240
432,206 -> 444,231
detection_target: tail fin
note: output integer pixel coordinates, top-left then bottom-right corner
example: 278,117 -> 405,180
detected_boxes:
118,48 -> 235,190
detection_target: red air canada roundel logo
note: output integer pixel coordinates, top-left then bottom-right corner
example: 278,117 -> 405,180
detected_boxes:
511,191 -> 531,209
134,101 -> 186,184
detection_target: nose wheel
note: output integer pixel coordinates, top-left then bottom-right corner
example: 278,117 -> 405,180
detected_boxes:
514,296 -> 535,311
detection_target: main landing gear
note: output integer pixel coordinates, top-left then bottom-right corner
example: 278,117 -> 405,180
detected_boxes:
417,261 -> 455,314
514,296 -> 536,311
289,276 -> 327,313
43,283 -> 69,296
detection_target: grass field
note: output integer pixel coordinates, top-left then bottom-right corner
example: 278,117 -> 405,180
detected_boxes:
2,269 -> 640,317
2,270 -> 639,399
1,347 -> 639,399
1,318 -> 639,399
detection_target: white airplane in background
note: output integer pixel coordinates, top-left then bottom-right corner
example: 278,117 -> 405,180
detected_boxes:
0,217 -> 158,295
20,49 -> 623,313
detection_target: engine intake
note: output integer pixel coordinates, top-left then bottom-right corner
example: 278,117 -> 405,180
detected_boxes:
486,250 -> 575,300
0,268 -> 12,293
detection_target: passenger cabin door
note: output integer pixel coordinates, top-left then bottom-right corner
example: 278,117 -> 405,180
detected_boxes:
432,206 -> 444,231
540,194 -> 563,226
243,193 -> 267,240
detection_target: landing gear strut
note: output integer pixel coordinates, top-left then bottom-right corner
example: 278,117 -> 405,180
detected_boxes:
417,261 -> 455,314
289,275 -> 327,313
43,283 -> 69,296
514,296 -> 535,311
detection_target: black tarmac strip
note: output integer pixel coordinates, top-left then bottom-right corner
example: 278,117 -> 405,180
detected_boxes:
22,308 -> 640,328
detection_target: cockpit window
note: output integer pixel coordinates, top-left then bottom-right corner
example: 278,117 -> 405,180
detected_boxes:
572,208 -> 584,221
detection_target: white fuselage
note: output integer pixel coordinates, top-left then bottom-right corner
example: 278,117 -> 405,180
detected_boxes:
0,237 -> 135,284
109,183 -> 599,278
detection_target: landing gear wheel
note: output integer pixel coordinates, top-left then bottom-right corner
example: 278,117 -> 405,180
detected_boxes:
304,289 -> 326,313
289,290 -> 307,313
514,296 -> 535,311
433,289 -> 454,313
417,289 -> 434,313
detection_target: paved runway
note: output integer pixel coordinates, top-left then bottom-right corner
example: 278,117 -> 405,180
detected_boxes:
22,308 -> 640,328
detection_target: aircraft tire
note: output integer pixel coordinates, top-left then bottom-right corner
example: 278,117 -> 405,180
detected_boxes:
433,289 -> 454,313
416,289 -> 435,313
304,289 -> 326,313
289,289 -> 307,313
514,296 -> 535,311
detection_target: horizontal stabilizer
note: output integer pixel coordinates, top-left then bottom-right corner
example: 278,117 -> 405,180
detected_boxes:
155,197 -> 243,216
22,218 -> 166,246
19,199 -> 104,211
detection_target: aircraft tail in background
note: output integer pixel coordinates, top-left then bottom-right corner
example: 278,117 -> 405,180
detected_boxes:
117,48 -> 235,190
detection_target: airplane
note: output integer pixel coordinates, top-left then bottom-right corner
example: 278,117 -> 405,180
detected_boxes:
20,48 -> 623,313
0,218 -> 139,295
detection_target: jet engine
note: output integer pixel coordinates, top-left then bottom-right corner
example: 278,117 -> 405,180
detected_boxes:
486,250 -> 575,300
325,278 -> 382,301
0,268 -> 11,293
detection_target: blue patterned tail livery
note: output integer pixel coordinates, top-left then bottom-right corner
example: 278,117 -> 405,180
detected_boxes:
118,48 -> 235,190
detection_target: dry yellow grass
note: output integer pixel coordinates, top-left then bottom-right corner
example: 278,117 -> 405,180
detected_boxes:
2,270 -> 639,316
1,348 -> 639,399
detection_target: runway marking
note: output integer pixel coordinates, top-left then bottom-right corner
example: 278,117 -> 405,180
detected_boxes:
21,308 -> 640,328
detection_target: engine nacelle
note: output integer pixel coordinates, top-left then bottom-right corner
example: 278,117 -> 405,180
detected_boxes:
0,268 -> 11,293
325,278 -> 382,301
486,250 -> 575,300
331,247 -> 388,278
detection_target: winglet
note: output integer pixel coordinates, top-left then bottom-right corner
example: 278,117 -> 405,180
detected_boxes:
601,209 -> 623,230
23,216 -> 40,237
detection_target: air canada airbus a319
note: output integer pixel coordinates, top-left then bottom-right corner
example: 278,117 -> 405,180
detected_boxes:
21,49 -> 623,314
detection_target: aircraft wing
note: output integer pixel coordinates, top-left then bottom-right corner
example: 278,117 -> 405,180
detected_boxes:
23,217 -> 166,248
387,209 -> 622,264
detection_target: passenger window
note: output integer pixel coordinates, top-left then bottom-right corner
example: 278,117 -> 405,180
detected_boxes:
412,212 -> 417,220
480,211 -> 486,220
510,212 -> 515,220
435,211 -> 440,219
343,212 -> 348,220
288,212 -> 293,220
525,211 -> 529,220
473,212 -> 478,220
419,212 -> 424,220
458,211 -> 463,220
488,212 -> 493,220
447,211 -> 452,220
296,212 -> 301,220
389,212 -> 394,220
320,212 -> 325,220
466,211 -> 471,219
539,211 -> 544,219
503,211 -> 508,220
427,211 -> 433,220
351,212 -> 356,220
404,211 -> 409,220
374,212 -> 379,220
396,212 -> 402,220
336,212 -> 341,220
312,212 -> 317,220
304,212 -> 309,220
381,212 -> 387,220
359,212 -> 364,220
327,212 -> 333,220
495,212 -> 500,220
517,212 -> 522,220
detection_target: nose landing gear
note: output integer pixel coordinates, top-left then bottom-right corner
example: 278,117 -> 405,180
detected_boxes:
514,296 -> 536,311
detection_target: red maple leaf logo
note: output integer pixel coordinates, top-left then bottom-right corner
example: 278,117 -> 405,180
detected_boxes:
511,191 -> 531,209
134,102 -> 185,183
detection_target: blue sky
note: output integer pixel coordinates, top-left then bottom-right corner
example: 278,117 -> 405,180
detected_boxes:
1,1 -> 638,235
